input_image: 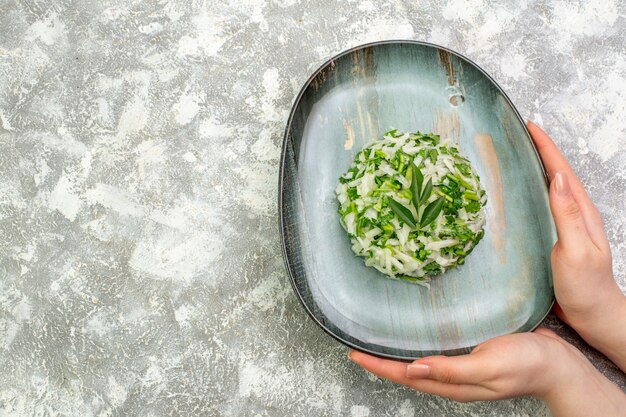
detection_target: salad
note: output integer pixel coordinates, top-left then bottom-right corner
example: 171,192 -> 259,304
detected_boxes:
336,130 -> 487,287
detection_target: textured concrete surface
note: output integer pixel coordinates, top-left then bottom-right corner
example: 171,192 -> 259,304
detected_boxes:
0,0 -> 624,416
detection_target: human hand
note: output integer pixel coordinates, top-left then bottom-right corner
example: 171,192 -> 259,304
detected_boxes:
348,123 -> 626,415
349,329 -> 626,416
527,121 -> 626,370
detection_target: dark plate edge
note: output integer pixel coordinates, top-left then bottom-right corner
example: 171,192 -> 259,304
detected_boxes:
278,39 -> 556,360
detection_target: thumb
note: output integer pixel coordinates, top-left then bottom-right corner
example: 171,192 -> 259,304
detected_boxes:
549,172 -> 590,250
407,355 -> 489,385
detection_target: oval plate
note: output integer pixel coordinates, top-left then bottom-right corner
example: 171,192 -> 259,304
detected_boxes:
279,41 -> 556,359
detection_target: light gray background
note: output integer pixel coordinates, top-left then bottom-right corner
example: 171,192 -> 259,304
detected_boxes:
0,1 -> 624,416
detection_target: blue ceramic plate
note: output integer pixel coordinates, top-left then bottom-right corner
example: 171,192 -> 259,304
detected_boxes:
279,41 -> 556,359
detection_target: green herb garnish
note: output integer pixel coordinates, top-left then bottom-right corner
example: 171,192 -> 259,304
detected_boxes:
419,178 -> 433,206
420,197 -> 445,228
410,162 -> 424,211
389,198 -> 417,229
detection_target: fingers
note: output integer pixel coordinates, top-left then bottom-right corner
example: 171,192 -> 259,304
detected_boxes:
348,350 -> 408,381
549,172 -> 594,252
526,121 -> 577,182
348,350 -> 495,402
410,354 -> 495,386
526,121 -> 608,249
349,350 -> 493,386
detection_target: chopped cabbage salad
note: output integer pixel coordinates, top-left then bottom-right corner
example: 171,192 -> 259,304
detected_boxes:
336,130 -> 487,287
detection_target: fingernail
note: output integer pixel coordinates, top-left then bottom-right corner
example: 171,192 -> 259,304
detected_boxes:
526,120 -> 535,127
406,363 -> 431,379
347,351 -> 355,362
554,172 -> 570,196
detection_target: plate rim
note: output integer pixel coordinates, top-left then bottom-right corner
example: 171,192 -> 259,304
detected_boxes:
278,39 -> 555,359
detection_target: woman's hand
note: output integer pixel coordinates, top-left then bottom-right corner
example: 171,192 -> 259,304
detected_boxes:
349,329 -> 626,416
351,329 -> 570,402
348,122 -> 626,415
527,121 -> 626,370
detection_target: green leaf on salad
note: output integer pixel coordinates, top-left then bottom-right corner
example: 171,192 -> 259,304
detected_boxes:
419,178 -> 433,206
420,196 -> 445,228
389,198 -> 417,229
410,162 -> 423,211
